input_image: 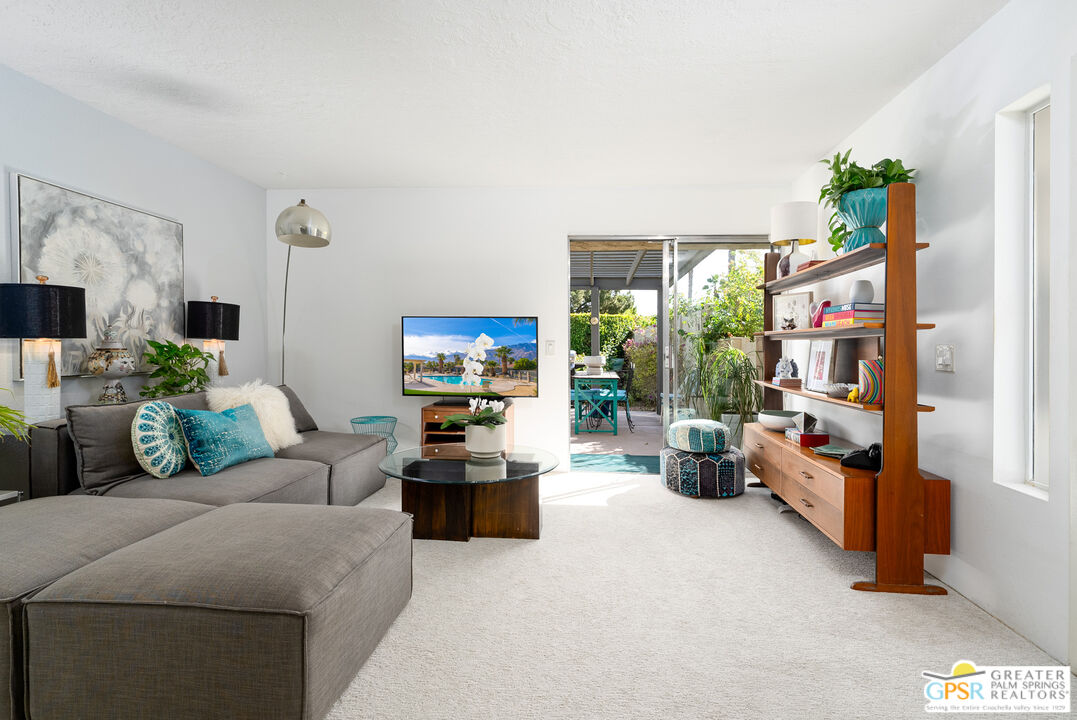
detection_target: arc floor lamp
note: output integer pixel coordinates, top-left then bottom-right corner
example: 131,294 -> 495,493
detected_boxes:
275,199 -> 331,384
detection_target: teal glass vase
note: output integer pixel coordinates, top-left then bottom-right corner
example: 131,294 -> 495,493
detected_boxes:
837,187 -> 888,252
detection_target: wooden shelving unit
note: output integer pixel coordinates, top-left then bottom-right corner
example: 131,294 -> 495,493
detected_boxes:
759,183 -> 949,595
760,242 -> 929,293
751,380 -> 935,413
763,323 -> 935,341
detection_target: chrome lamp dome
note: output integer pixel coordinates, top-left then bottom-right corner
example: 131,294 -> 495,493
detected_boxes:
275,199 -> 331,248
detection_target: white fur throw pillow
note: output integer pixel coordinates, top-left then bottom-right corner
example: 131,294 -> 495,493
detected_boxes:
206,380 -> 303,452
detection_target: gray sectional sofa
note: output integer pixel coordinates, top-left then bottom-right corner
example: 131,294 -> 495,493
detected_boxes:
28,385 -> 387,506
2,386 -> 413,719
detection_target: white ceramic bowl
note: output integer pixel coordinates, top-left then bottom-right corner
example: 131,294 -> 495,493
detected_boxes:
758,410 -> 798,431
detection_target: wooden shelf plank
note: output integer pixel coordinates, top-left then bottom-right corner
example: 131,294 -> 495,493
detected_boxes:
754,380 -> 934,413
760,242 -> 929,293
762,322 -> 933,341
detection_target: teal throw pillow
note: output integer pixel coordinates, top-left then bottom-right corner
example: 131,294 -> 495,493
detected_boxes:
174,403 -> 274,477
131,401 -> 188,479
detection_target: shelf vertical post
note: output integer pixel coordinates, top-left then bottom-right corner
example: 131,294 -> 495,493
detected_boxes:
852,182 -> 945,595
762,251 -> 782,411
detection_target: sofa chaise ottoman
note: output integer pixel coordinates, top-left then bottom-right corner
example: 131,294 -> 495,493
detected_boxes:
1,496 -> 213,720
24,503 -> 413,720
28,385 -> 386,507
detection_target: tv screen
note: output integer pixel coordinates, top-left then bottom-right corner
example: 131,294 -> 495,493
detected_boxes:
402,316 -> 539,398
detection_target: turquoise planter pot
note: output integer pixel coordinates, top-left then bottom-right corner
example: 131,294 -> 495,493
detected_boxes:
838,187 -> 888,252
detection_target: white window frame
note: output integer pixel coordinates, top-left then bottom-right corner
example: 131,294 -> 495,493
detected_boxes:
993,86 -> 1050,498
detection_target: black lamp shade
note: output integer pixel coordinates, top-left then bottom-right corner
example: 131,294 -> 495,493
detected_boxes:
0,283 -> 86,339
187,300 -> 240,341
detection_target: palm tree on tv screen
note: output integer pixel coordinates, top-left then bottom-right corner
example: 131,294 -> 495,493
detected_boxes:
496,346 -> 514,375
436,353 -> 446,372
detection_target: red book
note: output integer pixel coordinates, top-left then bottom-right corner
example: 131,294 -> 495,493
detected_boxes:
784,429 -> 830,447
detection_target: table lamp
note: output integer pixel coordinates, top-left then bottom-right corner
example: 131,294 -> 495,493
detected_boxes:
0,276 -> 86,423
186,296 -> 240,377
771,201 -> 818,277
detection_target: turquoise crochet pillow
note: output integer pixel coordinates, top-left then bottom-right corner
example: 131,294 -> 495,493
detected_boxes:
131,401 -> 188,479
174,404 -> 274,477
666,418 -> 730,453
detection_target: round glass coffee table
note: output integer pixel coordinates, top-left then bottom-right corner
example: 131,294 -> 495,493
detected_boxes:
379,444 -> 559,541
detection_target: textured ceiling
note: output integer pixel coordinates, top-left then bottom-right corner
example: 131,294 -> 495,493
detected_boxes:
0,0 -> 1006,188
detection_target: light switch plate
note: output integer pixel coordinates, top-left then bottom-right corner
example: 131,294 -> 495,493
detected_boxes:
935,344 -> 955,372
545,340 -> 555,356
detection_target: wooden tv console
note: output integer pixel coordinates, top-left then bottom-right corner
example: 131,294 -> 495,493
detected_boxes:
419,400 -> 515,454
744,422 -> 950,554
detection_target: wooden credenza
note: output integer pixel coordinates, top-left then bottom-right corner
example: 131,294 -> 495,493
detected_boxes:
420,401 -> 515,457
744,422 -> 950,554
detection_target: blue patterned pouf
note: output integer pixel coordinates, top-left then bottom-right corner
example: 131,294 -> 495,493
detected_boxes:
660,446 -> 745,498
666,418 -> 730,453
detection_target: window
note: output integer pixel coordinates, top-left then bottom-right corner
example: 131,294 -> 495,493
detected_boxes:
1027,103 -> 1049,489
993,87 -> 1050,496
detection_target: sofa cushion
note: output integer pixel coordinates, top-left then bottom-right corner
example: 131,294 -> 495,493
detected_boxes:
278,385 -> 318,432
67,392 -> 208,490
0,496 -> 212,720
24,503 -> 412,720
131,401 -> 188,478
275,431 -> 387,505
175,404 -> 274,476
207,381 -> 303,452
99,457 -> 330,506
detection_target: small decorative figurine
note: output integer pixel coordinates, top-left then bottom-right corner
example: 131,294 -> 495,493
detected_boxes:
775,357 -> 799,379
86,326 -> 136,403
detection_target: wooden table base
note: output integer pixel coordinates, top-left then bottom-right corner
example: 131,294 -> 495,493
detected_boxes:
402,476 -> 541,541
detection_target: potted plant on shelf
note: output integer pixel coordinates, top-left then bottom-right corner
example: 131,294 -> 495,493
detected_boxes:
0,388 -> 30,443
139,340 -> 216,398
819,150 -> 915,253
701,346 -> 762,446
441,398 -> 508,458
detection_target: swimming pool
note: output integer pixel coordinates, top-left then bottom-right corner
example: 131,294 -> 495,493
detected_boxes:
421,375 -> 493,386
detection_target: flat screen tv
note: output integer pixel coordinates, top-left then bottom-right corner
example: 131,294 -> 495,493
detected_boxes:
402,316 -> 539,398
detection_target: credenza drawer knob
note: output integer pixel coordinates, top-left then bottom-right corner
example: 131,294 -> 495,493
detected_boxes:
799,471 -> 812,479
752,463 -> 762,472
799,498 -> 813,509
754,443 -> 764,448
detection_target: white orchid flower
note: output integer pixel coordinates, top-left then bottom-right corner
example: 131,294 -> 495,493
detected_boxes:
469,398 -> 480,413
490,400 -> 505,413
475,333 -> 494,349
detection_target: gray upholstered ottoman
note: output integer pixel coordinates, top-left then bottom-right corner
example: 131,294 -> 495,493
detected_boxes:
1,496 -> 213,720
24,503 -> 413,720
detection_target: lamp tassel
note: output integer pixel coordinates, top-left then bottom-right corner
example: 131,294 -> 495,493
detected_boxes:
217,345 -> 229,377
46,349 -> 60,388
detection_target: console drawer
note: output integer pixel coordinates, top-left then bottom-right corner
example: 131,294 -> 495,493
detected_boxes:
781,449 -> 844,509
743,424 -> 783,468
783,477 -> 844,546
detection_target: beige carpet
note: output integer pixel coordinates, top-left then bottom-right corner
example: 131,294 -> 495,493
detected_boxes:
329,472 -> 1065,720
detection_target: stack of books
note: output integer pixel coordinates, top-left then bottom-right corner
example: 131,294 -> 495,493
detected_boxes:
772,377 -> 802,388
785,428 -> 830,447
820,302 -> 884,327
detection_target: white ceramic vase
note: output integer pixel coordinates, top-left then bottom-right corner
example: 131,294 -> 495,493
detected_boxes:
465,423 -> 507,459
849,279 -> 875,304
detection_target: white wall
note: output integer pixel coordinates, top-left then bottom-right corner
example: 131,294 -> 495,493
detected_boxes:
786,0 -> 1073,661
0,64 -> 268,407
264,186 -> 785,468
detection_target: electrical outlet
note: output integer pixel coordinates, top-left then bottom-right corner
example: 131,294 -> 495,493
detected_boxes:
545,340 -> 555,356
935,344 -> 955,372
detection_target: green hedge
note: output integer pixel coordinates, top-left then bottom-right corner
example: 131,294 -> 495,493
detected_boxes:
570,314 -> 656,361
623,338 -> 658,404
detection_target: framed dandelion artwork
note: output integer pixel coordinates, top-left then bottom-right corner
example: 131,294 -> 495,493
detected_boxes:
15,175 -> 184,376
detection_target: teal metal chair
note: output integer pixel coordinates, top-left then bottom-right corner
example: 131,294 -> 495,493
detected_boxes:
573,376 -> 618,434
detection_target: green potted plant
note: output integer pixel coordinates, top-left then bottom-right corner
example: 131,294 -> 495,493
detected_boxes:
441,398 -> 508,458
701,346 -> 762,445
0,388 -> 30,443
139,340 -> 215,398
819,150 -> 916,253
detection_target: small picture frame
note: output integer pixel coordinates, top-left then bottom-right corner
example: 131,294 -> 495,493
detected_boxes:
772,291 -> 813,331
805,340 -> 836,392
